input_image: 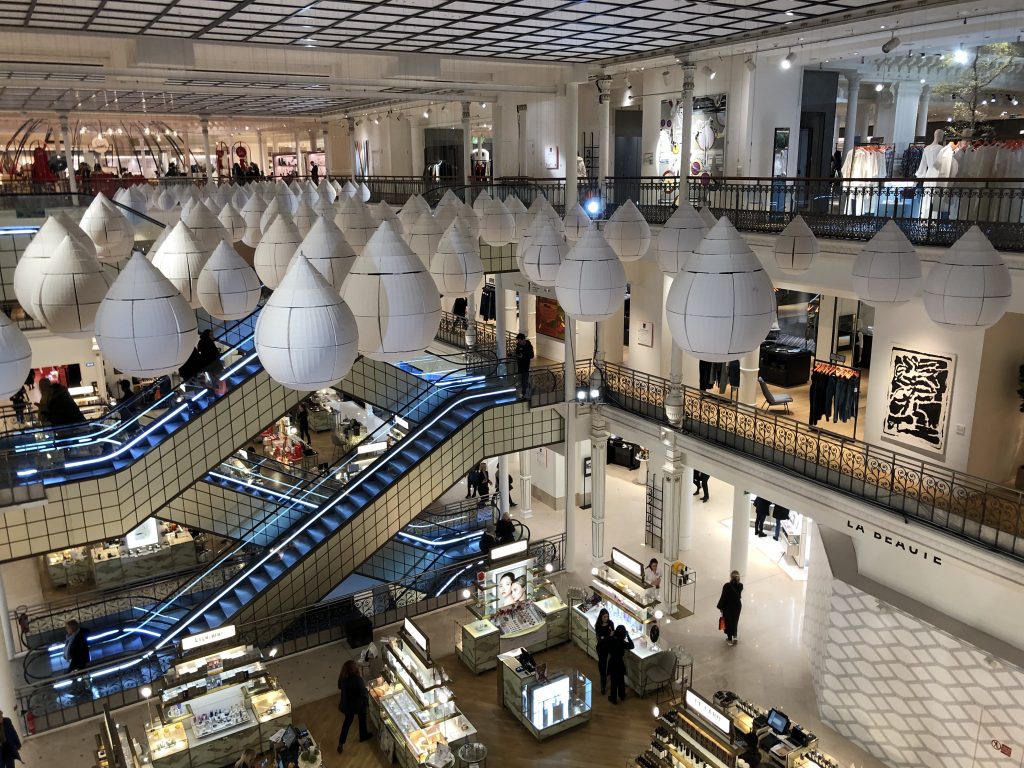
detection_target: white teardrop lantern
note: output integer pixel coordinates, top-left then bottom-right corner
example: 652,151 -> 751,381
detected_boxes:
505,194 -> 529,244
274,180 -> 298,214
480,198 -> 516,247
555,224 -> 627,322
406,211 -> 447,268
300,180 -> 319,208
156,188 -> 177,212
922,225 -> 1012,329
563,203 -> 591,242
398,195 -> 429,234
358,182 -> 371,203
232,186 -> 250,211
296,216 -> 357,291
774,215 -> 819,274
32,236 -> 113,338
657,200 -> 707,275
317,179 -> 337,205
340,221 -> 441,363
293,200 -> 318,239
699,206 -> 717,229
518,218 -> 569,287
342,180 -> 358,199
472,190 -> 492,219
241,193 -> 268,248
79,192 -> 133,262
15,214 -> 97,320
152,222 -> 214,309
260,197 -> 283,234
0,311 -> 31,398
604,200 -> 651,261
375,201 -> 404,235
433,202 -> 458,232
253,214 -> 302,289
666,216 -> 775,363
182,200 -> 231,252
334,201 -> 378,256
313,194 -> 336,218
197,240 -> 262,321
851,220 -> 921,305
455,204 -> 481,242
94,253 -> 198,377
218,202 -> 246,242
431,224 -> 485,297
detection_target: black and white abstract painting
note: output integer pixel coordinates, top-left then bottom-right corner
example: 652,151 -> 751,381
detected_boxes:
883,347 -> 956,452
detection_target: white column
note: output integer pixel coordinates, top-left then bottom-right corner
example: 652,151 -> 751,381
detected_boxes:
738,349 -> 760,405
845,74 -> 862,148
597,76 -> 611,191
59,114 -> 78,200
564,82 -> 579,209
409,116 -> 424,181
660,435 -> 693,559
322,120 -> 332,177
347,117 -> 358,178
256,130 -> 265,177
0,570 -> 13,662
516,105 -> 528,176
680,65 -> 695,188
730,486 -> 750,575
518,290 -> 536,519
564,316 -> 578,562
916,84 -> 931,140
491,101 -> 504,178
461,101 -> 472,203
294,130 -> 304,178
0,570 -> 15,720
816,295 -> 836,358
201,117 -> 212,181
665,344 -> 684,426
496,275 -> 510,515
590,405 -> 609,567
465,293 -> 478,349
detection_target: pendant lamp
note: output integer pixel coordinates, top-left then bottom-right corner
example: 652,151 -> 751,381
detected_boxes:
297,216 -> 357,291
293,199 -> 318,239
32,235 -> 113,338
342,180 -> 358,199
375,201 -> 404,235
254,213 -> 302,289
255,254 -> 359,391
398,194 -> 430,234
406,211 -> 447,268
656,200 -> 707,275
94,253 -> 197,377
15,214 -> 97,320
300,180 -> 320,208
504,194 -> 530,244
156,188 -> 177,212
851,220 -> 921,305
472,190 -> 492,219
232,185 -> 250,211
218,201 -> 246,242
563,203 -> 591,243
774,215 -> 819,274
431,223 -> 485,296
317,178 -> 337,205
313,194 -> 336,218
240,193 -> 268,248
922,225 -> 1011,329
182,200 -> 231,252
152,222 -> 214,309
358,181 -> 371,203
518,218 -> 569,287
555,224 -> 627,322
604,200 -> 651,261
456,204 -> 481,242
79,192 -> 133,263
666,216 -> 775,363
480,198 -> 516,247
197,240 -> 262,321
274,179 -> 298,214
260,197 -> 283,234
0,311 -> 32,398
340,221 -> 441,362
334,200 -> 378,256
698,206 -> 717,229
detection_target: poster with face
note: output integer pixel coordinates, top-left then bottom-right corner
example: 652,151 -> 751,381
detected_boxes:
883,347 -> 956,452
495,567 -> 529,607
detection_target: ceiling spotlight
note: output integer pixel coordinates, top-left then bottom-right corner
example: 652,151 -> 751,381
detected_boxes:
881,34 -> 900,53
245,125 -> 250,130
1014,97 -> 1020,106
781,51 -> 796,70
373,115 -> 380,124
744,56 -> 755,72
874,83 -> 884,92
79,127 -> 86,134
920,78 -> 927,84
785,10 -> 793,15
481,102 -> 487,108
701,65 -> 716,80
423,108 -> 430,118
953,47 -> 969,64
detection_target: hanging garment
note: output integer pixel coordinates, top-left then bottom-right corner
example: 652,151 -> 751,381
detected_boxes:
478,284 -> 497,321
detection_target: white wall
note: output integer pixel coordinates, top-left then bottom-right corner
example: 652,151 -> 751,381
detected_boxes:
743,52 -> 803,177
625,258 -> 669,378
968,312 -> 1024,484
530,445 -> 566,508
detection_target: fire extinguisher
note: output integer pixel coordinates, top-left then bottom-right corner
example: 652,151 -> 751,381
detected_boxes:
25,709 -> 35,735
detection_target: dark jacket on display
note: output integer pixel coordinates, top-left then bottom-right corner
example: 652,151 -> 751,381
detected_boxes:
337,672 -> 369,715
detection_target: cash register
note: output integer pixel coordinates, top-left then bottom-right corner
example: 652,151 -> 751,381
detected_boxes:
758,709 -> 817,768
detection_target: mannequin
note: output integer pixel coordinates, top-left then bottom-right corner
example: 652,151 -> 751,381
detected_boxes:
576,154 -> 587,179
914,129 -> 946,179
471,144 -> 490,179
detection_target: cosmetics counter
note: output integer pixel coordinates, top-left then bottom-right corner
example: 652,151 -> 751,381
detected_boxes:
497,647 -> 593,741
635,687 -> 845,768
369,618 -> 479,768
456,539 -> 569,674
570,548 -> 667,695
146,626 -> 292,768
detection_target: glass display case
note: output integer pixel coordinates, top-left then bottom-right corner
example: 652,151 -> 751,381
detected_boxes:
521,670 -> 591,732
250,687 -> 291,723
187,688 -> 253,739
146,721 -> 188,760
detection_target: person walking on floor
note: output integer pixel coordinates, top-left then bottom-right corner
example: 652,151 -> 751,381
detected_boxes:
494,469 -> 517,507
752,496 -> 771,538
692,469 -> 709,502
475,468 -> 491,508
0,710 -> 21,768
513,332 -> 534,396
772,504 -> 791,541
716,571 -> 743,646
337,659 -> 372,752
594,608 -> 613,695
607,624 -> 634,704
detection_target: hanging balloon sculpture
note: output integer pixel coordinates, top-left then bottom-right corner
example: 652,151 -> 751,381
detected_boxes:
215,141 -> 230,178
1,118 -> 46,178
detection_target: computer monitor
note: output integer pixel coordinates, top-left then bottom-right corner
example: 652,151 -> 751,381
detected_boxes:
767,709 -> 790,735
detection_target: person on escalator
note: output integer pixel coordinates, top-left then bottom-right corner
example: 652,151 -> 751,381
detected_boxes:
495,511 -> 516,543
37,379 -> 85,427
64,619 -> 90,672
478,525 -> 496,555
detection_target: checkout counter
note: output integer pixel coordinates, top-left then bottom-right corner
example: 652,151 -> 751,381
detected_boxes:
456,539 -> 569,674
759,343 -> 813,387
635,687 -> 845,768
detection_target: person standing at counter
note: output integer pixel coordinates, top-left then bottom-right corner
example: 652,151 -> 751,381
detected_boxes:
607,625 -> 634,704
296,403 -> 311,445
753,496 -> 771,538
645,558 -> 662,589
716,571 -> 743,646
0,710 -> 22,768
337,659 -> 372,753
234,748 -> 257,768
594,609 -> 613,695
772,505 -> 791,541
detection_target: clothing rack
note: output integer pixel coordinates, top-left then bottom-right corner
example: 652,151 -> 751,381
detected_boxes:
808,358 -> 861,439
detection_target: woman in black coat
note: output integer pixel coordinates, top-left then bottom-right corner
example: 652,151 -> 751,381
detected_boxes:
0,711 -> 20,768
337,659 -> 372,752
606,624 -> 634,704
716,570 -> 743,646
594,608 -> 614,695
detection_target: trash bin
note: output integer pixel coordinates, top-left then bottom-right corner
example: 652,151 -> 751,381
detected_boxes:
457,742 -> 487,768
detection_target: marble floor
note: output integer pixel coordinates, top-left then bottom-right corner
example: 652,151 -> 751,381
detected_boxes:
15,457 -> 889,768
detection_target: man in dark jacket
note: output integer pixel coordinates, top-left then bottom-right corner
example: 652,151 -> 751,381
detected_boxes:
495,511 -> 516,544
37,379 -> 85,427
752,496 -> 772,538
64,619 -> 89,672
513,333 -> 534,396
0,710 -> 21,768
337,660 -> 371,752
772,504 -> 791,541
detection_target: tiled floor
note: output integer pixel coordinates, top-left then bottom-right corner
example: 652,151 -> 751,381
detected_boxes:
16,457 -> 889,768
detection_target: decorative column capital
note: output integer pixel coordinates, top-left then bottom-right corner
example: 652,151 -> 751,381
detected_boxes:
846,72 -> 863,87
681,63 -> 695,93
461,101 -> 471,121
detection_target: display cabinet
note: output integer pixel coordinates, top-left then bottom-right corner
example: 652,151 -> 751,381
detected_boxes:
497,648 -> 592,741
146,721 -> 189,768
456,618 -> 499,674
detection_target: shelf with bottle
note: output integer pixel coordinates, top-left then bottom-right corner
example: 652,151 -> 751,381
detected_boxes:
160,660 -> 267,706
250,687 -> 291,723
146,720 -> 188,760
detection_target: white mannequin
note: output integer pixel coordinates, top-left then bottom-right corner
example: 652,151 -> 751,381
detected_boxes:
915,129 -> 946,179
576,155 -> 587,179
470,146 -> 490,163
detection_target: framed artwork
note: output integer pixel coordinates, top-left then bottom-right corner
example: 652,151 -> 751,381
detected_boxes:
882,346 -> 956,452
536,297 -> 565,340
544,145 -> 559,170
637,321 -> 654,348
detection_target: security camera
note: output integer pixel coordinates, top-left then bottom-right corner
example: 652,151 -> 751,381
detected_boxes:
881,35 -> 900,53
